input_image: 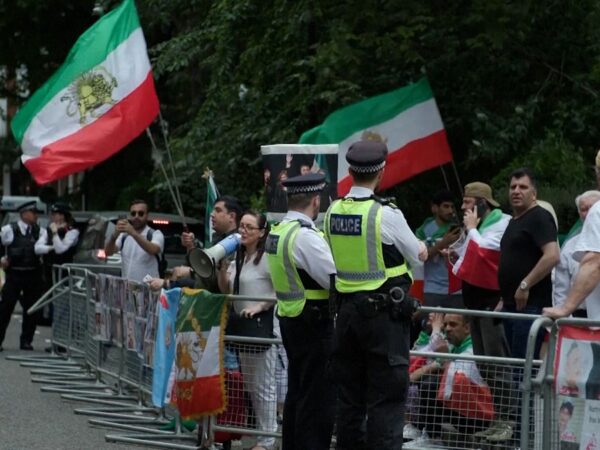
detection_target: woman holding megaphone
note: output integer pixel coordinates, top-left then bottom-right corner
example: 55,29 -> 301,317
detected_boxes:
217,210 -> 278,450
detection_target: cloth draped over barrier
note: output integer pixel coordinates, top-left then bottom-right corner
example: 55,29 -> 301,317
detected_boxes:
170,288 -> 229,419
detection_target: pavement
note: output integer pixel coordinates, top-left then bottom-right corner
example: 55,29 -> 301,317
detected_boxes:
0,307 -> 123,450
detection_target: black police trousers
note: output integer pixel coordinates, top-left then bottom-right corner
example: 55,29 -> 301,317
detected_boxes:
0,268 -> 44,346
333,295 -> 410,450
278,302 -> 335,450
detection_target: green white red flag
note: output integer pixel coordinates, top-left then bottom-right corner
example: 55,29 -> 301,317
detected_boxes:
203,169 -> 220,248
11,0 -> 159,185
299,78 -> 452,196
172,288 -> 228,419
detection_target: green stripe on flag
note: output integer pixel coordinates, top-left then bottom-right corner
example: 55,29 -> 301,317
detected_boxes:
204,174 -> 219,248
299,78 -> 433,144
11,0 -> 141,143
177,289 -> 227,333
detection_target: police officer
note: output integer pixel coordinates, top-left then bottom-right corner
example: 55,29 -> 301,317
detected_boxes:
266,173 -> 336,450
0,201 -> 47,351
38,202 -> 80,326
324,141 -> 427,450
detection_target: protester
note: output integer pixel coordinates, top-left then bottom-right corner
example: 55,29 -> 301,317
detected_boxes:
415,190 -> 463,308
404,312 -> 448,440
266,173 -> 336,450
168,195 -> 243,291
544,194 -> 600,321
0,201 -> 46,351
217,210 -> 277,450
498,168 -> 559,359
553,191 -> 600,318
324,141 -> 427,450
405,313 -> 494,449
449,182 -> 515,441
105,199 -> 165,282
181,195 -> 243,251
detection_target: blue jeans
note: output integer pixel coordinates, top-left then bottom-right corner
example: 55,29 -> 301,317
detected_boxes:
502,304 -> 543,361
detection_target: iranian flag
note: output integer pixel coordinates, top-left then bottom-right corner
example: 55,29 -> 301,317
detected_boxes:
299,78 -> 452,196
436,339 -> 495,421
11,0 -> 159,185
173,288 -> 228,419
203,169 -> 220,248
451,209 -> 510,290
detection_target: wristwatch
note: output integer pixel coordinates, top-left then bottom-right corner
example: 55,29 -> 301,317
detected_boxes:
519,280 -> 529,291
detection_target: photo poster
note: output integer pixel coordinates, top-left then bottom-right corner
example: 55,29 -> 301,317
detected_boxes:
261,144 -> 339,224
554,325 -> 600,449
94,274 -> 111,341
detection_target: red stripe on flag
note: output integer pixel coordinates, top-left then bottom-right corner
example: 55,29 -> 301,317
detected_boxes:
24,72 -> 159,185
176,374 -> 225,419
337,129 -> 452,196
455,239 -> 500,290
447,262 -> 462,294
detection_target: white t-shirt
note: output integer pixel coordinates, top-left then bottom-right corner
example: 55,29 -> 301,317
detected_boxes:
573,202 -> 600,320
227,253 -> 275,314
115,226 -> 164,282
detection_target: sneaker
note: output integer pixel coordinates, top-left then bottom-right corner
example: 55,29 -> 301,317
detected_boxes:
403,431 -> 446,449
485,422 -> 514,442
403,423 -> 421,440
474,420 -> 512,439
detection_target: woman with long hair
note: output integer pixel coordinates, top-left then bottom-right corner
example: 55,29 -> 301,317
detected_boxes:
218,209 -> 278,450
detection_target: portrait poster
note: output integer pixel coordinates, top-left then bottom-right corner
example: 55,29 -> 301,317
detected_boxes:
555,325 -> 600,449
261,144 -> 338,223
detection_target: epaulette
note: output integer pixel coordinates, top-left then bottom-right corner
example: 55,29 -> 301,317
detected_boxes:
297,219 -> 314,229
371,194 -> 398,209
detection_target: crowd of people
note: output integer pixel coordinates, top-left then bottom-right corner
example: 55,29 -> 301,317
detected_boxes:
100,143 -> 600,449
2,142 -> 600,449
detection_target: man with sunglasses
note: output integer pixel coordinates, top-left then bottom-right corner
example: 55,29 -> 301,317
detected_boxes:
105,199 -> 164,282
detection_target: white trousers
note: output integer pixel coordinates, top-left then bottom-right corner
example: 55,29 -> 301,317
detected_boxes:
239,345 -> 278,448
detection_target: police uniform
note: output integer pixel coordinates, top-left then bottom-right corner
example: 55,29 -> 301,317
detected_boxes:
266,173 -> 336,450
324,141 -> 424,450
0,201 -> 47,351
38,202 -> 80,325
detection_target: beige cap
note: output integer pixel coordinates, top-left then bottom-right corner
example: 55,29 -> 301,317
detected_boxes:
595,149 -> 600,168
463,182 -> 500,207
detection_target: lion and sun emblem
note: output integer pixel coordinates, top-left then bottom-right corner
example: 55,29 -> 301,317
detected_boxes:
61,66 -> 117,124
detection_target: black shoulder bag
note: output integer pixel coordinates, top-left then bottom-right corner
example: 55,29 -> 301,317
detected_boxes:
225,250 -> 274,352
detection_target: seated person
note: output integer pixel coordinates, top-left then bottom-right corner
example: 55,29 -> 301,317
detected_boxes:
404,312 -> 449,440
405,314 -> 495,449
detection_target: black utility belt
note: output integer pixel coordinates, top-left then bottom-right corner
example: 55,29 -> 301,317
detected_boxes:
9,266 -> 40,271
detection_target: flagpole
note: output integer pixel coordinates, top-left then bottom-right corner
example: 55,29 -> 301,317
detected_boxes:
439,166 -> 451,191
450,159 -> 464,197
145,128 -> 187,228
157,111 -> 185,219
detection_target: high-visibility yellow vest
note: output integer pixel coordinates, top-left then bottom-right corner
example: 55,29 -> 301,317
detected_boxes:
266,220 -> 329,317
324,198 -> 410,293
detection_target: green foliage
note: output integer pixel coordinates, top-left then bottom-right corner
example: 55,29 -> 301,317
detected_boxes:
2,0 -> 600,233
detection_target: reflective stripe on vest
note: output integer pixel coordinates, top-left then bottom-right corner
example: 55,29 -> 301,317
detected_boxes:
325,198 -> 410,293
266,220 -> 328,318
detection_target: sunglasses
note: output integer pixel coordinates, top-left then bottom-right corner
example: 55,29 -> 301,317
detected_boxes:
238,223 -> 262,232
130,210 -> 146,217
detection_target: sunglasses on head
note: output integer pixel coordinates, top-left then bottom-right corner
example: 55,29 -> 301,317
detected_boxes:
130,210 -> 146,217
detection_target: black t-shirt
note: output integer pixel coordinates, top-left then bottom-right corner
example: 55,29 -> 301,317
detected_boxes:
498,205 -> 557,308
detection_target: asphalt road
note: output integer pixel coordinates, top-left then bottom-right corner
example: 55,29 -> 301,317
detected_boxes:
0,307 -> 124,450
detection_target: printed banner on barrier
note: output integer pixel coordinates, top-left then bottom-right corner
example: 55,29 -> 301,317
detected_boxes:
173,288 -> 229,419
555,325 -> 600,449
152,288 -> 179,407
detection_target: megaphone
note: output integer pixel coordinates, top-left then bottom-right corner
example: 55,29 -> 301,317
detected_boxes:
188,233 -> 241,278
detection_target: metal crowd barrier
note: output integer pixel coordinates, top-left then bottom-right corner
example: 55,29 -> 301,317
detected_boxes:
532,316 -> 600,450
7,265 -> 573,450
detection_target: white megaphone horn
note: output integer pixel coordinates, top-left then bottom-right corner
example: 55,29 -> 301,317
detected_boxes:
187,233 -> 241,278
